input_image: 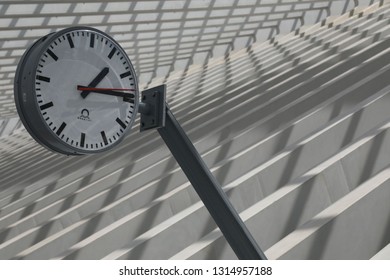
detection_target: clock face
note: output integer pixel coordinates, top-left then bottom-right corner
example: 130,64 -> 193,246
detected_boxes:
14,27 -> 139,155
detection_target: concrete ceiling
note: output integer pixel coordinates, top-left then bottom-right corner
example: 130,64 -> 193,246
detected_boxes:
0,0 -> 374,121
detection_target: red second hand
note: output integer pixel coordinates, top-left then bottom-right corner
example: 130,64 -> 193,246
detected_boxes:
77,86 -> 135,92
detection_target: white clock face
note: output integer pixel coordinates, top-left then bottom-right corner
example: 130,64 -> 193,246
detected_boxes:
34,28 -> 137,153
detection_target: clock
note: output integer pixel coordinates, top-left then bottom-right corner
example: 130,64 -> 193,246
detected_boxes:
14,26 -> 139,155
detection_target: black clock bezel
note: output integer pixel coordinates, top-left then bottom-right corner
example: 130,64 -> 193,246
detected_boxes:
14,26 -> 139,155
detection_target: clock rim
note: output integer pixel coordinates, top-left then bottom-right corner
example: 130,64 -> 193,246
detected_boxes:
14,26 -> 140,155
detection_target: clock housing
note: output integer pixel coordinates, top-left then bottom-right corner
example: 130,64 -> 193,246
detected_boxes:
14,26 -> 139,155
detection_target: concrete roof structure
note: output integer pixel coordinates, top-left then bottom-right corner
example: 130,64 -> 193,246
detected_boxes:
0,0 -> 375,119
0,0 -> 389,259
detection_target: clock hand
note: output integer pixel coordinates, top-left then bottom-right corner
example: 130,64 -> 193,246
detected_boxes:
77,85 -> 135,101
77,86 -> 134,92
80,67 -> 109,99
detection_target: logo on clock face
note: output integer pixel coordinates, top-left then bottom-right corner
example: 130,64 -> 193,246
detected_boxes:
77,108 -> 91,121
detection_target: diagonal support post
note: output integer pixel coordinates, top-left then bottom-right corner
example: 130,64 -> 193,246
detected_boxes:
139,85 -> 267,260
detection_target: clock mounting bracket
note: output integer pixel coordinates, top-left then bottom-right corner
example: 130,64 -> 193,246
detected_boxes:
139,84 -> 166,132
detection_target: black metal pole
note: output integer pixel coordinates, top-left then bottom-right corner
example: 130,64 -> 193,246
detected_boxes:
157,106 -> 267,260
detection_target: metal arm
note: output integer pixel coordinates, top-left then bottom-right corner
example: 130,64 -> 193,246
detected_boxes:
140,85 -> 267,260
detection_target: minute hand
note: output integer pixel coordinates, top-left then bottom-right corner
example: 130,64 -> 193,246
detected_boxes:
77,85 -> 135,102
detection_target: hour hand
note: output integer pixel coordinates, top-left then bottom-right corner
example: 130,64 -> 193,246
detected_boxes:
81,67 -> 109,99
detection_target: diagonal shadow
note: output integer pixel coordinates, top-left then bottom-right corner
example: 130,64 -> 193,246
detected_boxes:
132,156 -> 178,239
358,129 -> 387,185
307,217 -> 336,259
281,176 -> 316,238
377,209 -> 390,257
341,109 -> 363,148
277,145 -> 304,189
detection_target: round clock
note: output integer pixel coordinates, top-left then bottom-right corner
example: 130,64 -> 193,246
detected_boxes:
14,26 -> 139,155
